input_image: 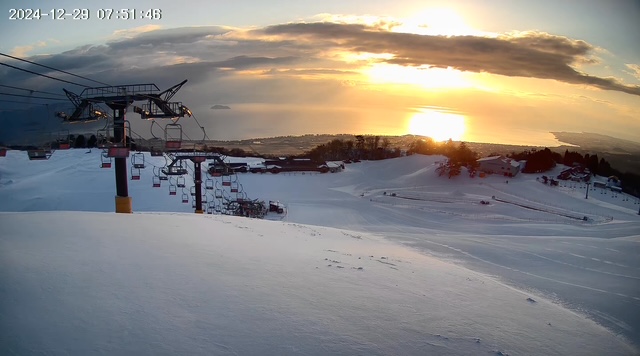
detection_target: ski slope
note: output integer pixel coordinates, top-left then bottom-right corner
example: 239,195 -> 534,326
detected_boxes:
1,149 -> 639,355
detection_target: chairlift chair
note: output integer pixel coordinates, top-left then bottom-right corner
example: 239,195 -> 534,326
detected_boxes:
57,130 -> 71,149
131,167 -> 141,180
181,192 -> 189,203
205,178 -> 214,190
169,184 -> 177,195
0,148 -> 7,157
165,123 -> 182,150
230,182 -> 239,193
176,176 -> 186,188
190,186 -> 196,197
27,149 -> 53,160
207,206 -> 214,214
202,194 -> 208,204
100,150 -> 112,168
152,176 -> 161,187
132,152 -> 146,168
214,189 -> 223,199
222,175 -> 231,187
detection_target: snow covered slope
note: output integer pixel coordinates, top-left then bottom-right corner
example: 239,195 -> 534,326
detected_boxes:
1,149 -> 639,354
1,212 -> 634,355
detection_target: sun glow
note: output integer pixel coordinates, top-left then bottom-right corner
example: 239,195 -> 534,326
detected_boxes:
366,64 -> 472,90
395,8 -> 480,36
408,109 -> 466,141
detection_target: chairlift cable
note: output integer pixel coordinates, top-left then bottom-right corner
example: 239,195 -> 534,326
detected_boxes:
0,84 -> 67,97
0,52 -> 111,86
0,62 -> 91,88
0,92 -> 67,101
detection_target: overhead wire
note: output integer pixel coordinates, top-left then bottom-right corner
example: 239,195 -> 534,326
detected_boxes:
0,62 -> 91,88
0,52 -> 111,86
0,84 -> 66,97
0,92 -> 67,101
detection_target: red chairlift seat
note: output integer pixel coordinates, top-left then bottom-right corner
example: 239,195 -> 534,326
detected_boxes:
131,167 -> 141,180
59,142 -> 71,150
169,185 -> 177,195
0,148 -> 6,157
181,193 -> 189,203
222,181 -> 231,187
152,176 -> 161,187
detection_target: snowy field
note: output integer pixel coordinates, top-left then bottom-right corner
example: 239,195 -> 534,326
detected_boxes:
1,149 -> 639,355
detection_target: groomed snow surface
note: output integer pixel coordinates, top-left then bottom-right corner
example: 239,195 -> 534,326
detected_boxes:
1,150 -> 639,355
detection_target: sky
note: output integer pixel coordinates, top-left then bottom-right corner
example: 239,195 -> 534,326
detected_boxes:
1,0 -> 639,146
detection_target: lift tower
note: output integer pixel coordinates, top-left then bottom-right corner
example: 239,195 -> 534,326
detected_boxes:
62,81 -> 189,213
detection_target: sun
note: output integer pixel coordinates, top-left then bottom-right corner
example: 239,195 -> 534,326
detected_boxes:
408,109 -> 466,141
395,8 -> 478,36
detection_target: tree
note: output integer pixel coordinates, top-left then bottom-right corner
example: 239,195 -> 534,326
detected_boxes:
74,134 -> 86,148
87,135 -> 97,148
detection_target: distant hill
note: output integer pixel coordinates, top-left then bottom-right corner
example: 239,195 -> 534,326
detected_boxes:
551,132 -> 640,155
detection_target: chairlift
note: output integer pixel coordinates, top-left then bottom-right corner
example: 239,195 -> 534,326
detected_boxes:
202,194 -> 208,204
96,127 -> 111,148
159,170 -> 168,181
205,178 -> 214,190
152,176 -> 161,187
176,176 -> 186,188
101,150 -> 112,168
208,200 -> 216,209
57,130 -> 71,149
131,167 -> 141,180
132,152 -> 146,168
207,206 -> 214,214
27,149 -> 53,160
165,123 -> 182,150
215,189 -> 223,199
182,193 -> 189,204
169,184 -> 177,196
190,186 -> 196,196
0,148 -> 7,157
222,175 -> 231,187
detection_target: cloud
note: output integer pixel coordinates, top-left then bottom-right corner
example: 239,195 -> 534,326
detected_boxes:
258,22 -> 640,96
10,40 -> 49,57
625,64 -> 640,81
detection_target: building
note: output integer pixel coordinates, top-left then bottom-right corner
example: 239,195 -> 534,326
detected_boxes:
476,156 -> 521,177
